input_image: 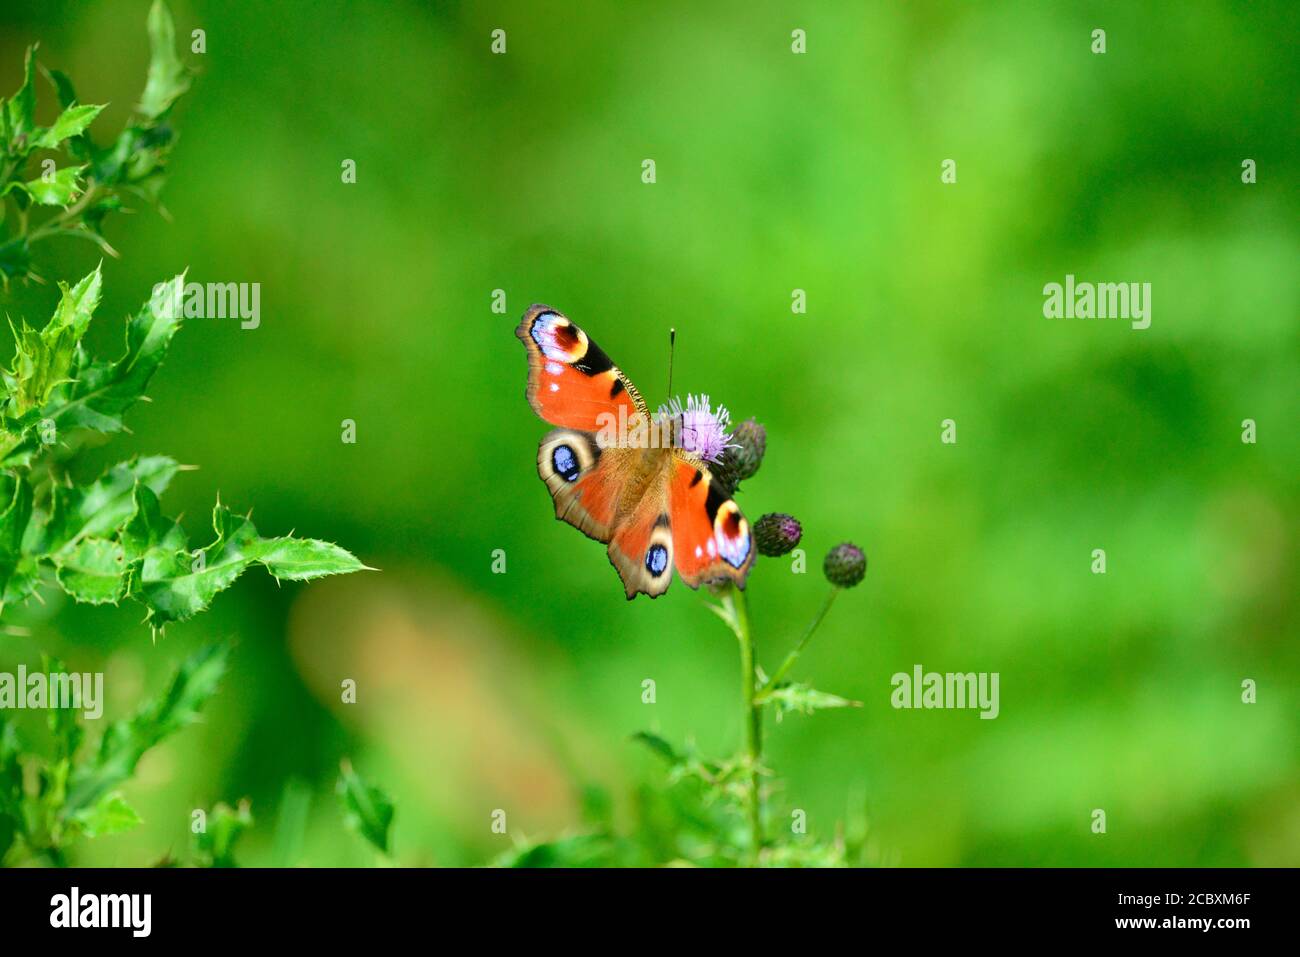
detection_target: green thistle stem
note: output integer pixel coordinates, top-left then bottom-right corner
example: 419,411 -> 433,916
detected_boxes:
756,586 -> 839,701
721,585 -> 763,863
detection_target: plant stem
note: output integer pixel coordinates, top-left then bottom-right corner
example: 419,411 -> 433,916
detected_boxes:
723,585 -> 763,863
756,586 -> 839,701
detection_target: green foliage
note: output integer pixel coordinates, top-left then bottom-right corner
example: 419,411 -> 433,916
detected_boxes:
0,0 -> 366,870
758,678 -> 861,723
0,1 -> 193,284
0,268 -> 368,627
495,735 -> 881,868
336,760 -> 394,856
0,643 -> 228,866
193,800 -> 253,868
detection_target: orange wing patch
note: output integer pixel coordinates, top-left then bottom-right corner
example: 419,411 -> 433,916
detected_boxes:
669,458 -> 754,589
607,496 -> 675,600
537,429 -> 627,542
516,304 -> 647,433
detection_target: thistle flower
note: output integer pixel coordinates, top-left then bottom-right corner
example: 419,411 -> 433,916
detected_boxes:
658,394 -> 734,464
823,542 -> 866,588
754,513 -> 802,557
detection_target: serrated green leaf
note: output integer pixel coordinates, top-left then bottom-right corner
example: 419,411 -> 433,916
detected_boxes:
121,481 -> 185,563
0,474 -> 33,603
69,791 -> 142,838
336,761 -> 393,856
247,536 -> 369,581
135,502 -> 367,625
66,641 -> 228,814
48,274 -> 184,435
6,46 -> 38,145
138,1 -> 191,121
761,682 -> 861,722
48,265 -> 103,341
42,69 -> 94,163
55,537 -> 128,604
8,266 -> 105,414
22,165 -> 85,206
42,455 -> 178,556
35,104 -> 104,150
134,503 -> 258,624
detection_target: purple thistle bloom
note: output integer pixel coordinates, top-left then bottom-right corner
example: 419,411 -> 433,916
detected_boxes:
658,394 -> 735,464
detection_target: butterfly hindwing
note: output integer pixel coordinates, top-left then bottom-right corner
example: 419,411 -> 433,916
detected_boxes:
539,428 -> 674,599
537,428 -> 630,543
669,456 -> 754,589
607,490 -> 675,600
517,305 -> 647,432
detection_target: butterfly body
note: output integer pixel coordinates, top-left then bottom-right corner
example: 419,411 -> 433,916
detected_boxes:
518,305 -> 753,599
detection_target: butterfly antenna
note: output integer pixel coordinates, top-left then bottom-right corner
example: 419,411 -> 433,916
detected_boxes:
666,327 -> 677,398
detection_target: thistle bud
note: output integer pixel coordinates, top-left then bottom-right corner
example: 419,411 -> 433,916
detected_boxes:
754,513 -> 802,557
729,418 -> 766,482
823,542 -> 866,588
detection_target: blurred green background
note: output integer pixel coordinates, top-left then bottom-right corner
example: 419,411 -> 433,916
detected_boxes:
1,0 -> 1296,866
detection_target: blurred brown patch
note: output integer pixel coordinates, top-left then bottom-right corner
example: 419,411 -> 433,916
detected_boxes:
285,568 -> 578,841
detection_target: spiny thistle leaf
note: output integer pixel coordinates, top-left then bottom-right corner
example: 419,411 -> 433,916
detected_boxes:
41,455 -> 179,556
35,103 -> 104,151
66,641 -> 229,814
132,501 -> 369,625
54,537 -> 129,605
5,47 -> 38,146
49,272 -> 185,435
21,165 -> 85,206
248,536 -> 371,582
1,5 -> 196,286
5,264 -> 102,414
138,0 -> 192,122
0,474 -> 33,603
762,682 -> 862,722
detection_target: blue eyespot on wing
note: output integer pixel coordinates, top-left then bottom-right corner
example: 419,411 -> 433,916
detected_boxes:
551,444 -> 580,483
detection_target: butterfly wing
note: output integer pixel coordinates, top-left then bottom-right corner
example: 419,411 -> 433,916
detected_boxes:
539,428 -> 675,599
537,428 -> 627,543
606,465 -> 675,600
517,305 -> 648,431
668,455 -> 754,589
